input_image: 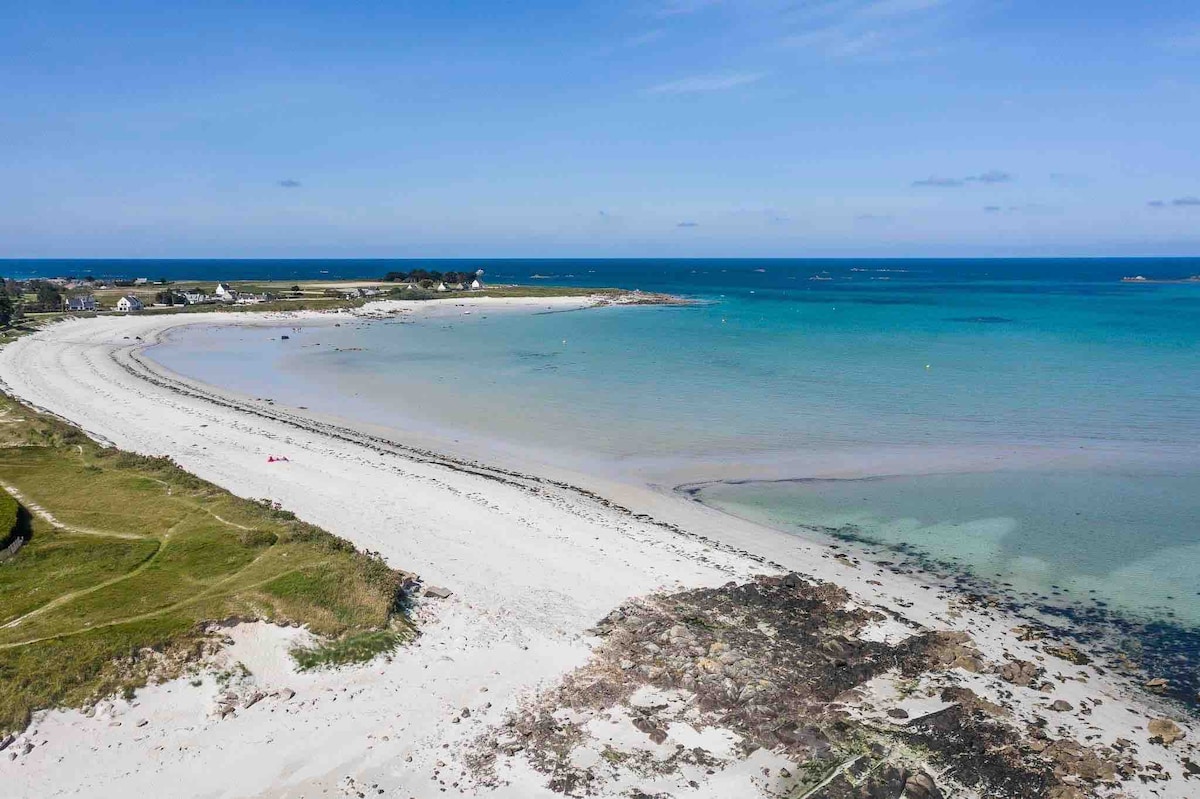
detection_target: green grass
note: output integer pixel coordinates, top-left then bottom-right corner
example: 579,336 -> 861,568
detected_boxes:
289,628 -> 412,672
0,489 -> 17,544
0,393 -> 413,733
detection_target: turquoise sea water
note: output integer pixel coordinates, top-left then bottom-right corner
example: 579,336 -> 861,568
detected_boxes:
130,258 -> 1200,691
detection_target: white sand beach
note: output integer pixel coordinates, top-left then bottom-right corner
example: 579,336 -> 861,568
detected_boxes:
0,297 -> 1196,798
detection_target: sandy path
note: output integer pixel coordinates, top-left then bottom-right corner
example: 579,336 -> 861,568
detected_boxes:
0,299 -> 1195,798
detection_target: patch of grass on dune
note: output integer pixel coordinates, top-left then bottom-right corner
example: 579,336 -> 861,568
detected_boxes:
290,628 -> 412,672
0,393 -> 414,733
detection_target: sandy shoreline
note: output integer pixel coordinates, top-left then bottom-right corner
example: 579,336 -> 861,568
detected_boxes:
0,297 -> 1197,797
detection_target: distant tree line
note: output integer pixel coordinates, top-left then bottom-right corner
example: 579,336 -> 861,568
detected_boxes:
383,269 -> 475,284
0,280 -> 16,326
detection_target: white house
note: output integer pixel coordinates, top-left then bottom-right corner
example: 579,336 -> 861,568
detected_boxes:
469,278 -> 483,290
182,291 -> 210,304
435,282 -> 449,292
214,283 -> 235,299
115,295 -> 143,313
133,277 -> 149,286
66,295 -> 97,312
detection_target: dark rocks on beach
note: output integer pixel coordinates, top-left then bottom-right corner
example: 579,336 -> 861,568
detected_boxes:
468,574 -> 1142,798
1043,644 -> 1090,666
998,658 -> 1042,687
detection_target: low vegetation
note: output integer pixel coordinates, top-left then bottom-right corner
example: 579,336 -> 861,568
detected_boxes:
290,629 -> 409,672
0,393 -> 414,732
0,488 -> 17,546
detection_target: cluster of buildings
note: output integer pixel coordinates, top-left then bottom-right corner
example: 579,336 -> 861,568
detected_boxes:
62,282 -> 277,315
184,283 -> 276,305
393,278 -> 485,293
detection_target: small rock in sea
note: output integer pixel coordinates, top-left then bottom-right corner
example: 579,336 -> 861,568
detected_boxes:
1049,700 -> 1074,712
423,585 -> 453,600
1144,677 -> 1168,691
1147,718 -> 1185,746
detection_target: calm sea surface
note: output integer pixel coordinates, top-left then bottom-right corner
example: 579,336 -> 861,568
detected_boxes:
16,258 -> 1200,674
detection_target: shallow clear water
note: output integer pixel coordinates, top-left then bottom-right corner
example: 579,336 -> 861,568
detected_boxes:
148,258 -> 1200,628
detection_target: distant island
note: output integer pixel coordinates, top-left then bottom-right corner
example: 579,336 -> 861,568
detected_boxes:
1121,274 -> 1200,284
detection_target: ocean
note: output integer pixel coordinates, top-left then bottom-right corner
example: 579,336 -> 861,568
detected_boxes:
13,257 -> 1200,697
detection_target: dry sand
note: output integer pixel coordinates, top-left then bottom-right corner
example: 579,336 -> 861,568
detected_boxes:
0,297 -> 1195,798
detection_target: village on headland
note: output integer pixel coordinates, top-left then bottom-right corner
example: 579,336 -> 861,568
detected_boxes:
0,271 -> 684,333
2,271 -> 489,317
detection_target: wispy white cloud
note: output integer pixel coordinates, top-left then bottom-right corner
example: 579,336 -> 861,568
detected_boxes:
912,170 -> 1012,187
655,0 -> 723,18
626,29 -> 666,47
1148,197 -> 1200,208
647,71 -> 767,94
781,0 -> 958,59
1161,26 -> 1200,51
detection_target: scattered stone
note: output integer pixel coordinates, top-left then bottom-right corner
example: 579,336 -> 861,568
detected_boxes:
1148,718 -> 1185,746
244,691 -> 266,709
1049,700 -> 1073,712
998,659 -> 1041,687
0,734 -> 12,752
1047,787 -> 1086,799
903,771 -> 942,799
136,719 -> 149,728
423,585 -> 453,600
278,688 -> 296,701
1044,645 -> 1090,666
887,708 -> 910,719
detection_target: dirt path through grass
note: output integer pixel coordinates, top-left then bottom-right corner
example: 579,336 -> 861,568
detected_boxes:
0,479 -> 147,541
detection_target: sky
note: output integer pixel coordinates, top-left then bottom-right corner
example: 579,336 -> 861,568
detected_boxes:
2,0 -> 1199,258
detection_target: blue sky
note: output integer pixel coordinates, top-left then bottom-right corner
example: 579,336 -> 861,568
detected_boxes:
3,0 -> 1199,257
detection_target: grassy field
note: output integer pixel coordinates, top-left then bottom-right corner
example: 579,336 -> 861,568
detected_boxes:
0,393 -> 414,733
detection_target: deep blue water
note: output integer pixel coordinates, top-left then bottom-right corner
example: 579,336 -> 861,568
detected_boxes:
4,255 -> 1200,287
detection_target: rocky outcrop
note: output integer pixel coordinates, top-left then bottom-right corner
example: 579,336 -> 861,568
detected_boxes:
467,575 -> 1149,798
